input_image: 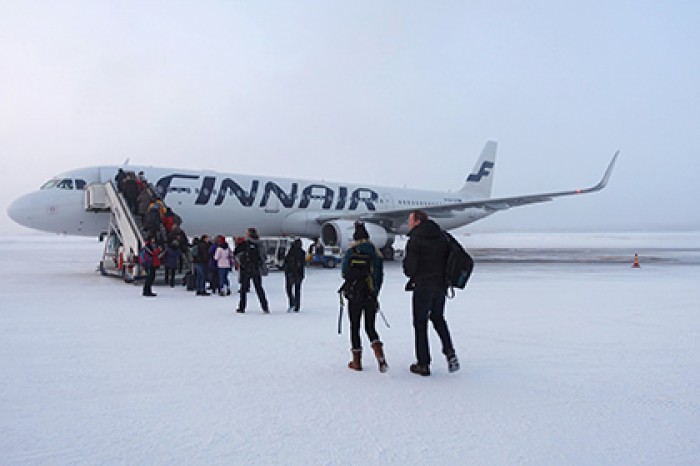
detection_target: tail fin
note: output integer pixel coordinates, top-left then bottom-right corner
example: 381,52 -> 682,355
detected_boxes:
458,141 -> 497,198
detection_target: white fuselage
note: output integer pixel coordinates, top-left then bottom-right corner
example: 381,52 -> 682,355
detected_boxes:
7,165 -> 490,240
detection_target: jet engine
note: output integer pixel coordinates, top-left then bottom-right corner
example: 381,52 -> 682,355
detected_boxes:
320,220 -> 396,259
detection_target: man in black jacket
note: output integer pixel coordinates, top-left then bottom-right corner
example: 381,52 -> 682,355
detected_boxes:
234,228 -> 269,314
403,210 -> 460,376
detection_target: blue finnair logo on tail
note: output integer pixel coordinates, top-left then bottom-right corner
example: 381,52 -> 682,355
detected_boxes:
467,161 -> 494,182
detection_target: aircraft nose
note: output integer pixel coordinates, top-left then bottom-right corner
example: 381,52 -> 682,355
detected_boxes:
7,193 -> 38,230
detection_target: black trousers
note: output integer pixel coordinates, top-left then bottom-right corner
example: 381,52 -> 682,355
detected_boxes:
347,294 -> 379,350
238,271 -> 268,312
143,265 -> 157,294
164,267 -> 176,287
285,274 -> 303,310
208,267 -> 220,291
412,287 -> 454,365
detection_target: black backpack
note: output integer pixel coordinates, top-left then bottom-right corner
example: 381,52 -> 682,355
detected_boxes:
340,246 -> 375,300
443,231 -> 474,297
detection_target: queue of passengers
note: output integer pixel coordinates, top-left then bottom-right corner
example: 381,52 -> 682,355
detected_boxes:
121,170 -> 305,313
133,201 -> 305,316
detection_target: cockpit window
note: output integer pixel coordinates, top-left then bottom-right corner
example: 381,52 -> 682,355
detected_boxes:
40,178 -> 59,190
56,179 -> 74,190
40,178 -> 79,190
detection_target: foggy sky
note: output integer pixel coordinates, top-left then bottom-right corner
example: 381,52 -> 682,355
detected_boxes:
1,1 -> 699,234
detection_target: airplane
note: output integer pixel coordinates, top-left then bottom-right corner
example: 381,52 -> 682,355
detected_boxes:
7,141 -> 618,258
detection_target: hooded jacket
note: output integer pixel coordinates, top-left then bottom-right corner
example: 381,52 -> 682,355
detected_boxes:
403,219 -> 449,290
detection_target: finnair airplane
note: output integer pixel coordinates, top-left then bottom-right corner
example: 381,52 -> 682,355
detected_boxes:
7,141 -> 618,257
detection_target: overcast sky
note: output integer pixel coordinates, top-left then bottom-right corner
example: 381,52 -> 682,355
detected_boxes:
1,1 -> 699,234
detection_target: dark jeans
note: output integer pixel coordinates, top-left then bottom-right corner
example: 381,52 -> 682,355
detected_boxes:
348,294 -> 379,350
194,263 -> 207,292
412,287 -> 454,366
285,274 -> 303,310
239,272 -> 268,312
218,267 -> 230,291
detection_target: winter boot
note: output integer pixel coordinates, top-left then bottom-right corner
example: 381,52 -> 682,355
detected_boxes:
409,363 -> 431,376
446,350 -> 460,373
371,340 -> 389,373
348,349 -> 363,371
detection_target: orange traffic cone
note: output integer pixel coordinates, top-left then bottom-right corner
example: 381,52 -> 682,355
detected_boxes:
632,253 -> 640,268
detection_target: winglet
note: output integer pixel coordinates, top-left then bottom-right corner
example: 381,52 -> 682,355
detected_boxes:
581,150 -> 619,194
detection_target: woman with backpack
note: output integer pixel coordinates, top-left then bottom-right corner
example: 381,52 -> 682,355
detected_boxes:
340,223 -> 388,372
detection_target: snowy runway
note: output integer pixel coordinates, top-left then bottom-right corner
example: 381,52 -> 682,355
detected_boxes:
1,233 -> 699,465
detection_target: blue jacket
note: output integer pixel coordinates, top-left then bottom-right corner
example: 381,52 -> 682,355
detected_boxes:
163,245 -> 180,269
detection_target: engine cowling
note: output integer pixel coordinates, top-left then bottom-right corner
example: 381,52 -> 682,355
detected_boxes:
320,220 -> 393,255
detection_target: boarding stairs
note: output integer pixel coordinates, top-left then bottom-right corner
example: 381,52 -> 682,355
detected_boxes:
87,181 -> 145,281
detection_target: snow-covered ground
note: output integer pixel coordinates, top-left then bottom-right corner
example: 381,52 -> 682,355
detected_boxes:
1,232 -> 699,465
460,230 -> 700,249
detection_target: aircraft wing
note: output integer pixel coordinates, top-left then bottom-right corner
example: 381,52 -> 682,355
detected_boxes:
315,151 -> 619,229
